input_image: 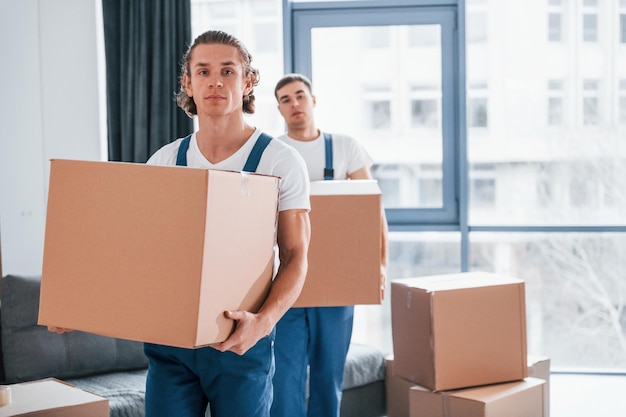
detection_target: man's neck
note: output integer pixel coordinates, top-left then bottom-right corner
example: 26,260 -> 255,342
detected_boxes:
196,114 -> 254,163
287,126 -> 319,142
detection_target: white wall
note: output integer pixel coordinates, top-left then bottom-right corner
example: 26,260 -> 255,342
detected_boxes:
0,0 -> 103,275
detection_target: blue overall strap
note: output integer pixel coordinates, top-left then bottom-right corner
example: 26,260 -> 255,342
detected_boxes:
176,134 -> 193,166
323,133 -> 334,180
242,132 -> 273,173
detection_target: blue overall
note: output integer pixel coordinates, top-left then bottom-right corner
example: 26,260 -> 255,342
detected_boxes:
271,134 -> 355,417
144,133 -> 276,417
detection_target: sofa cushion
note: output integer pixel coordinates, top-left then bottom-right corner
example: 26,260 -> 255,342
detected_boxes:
68,369 -> 147,417
342,343 -> 386,390
0,275 -> 148,384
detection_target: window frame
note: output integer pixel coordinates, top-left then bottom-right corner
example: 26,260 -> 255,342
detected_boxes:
284,0 -> 465,231
282,0 -> 626,275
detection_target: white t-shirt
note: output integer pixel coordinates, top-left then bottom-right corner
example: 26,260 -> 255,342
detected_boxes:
277,132 -> 373,181
147,128 -> 310,212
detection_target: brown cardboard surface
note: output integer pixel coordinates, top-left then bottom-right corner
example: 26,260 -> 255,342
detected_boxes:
38,159 -> 279,348
293,180 -> 382,307
0,378 -> 108,417
385,356 -> 414,417
391,272 -> 528,391
386,355 -> 549,417
409,377 -> 545,417
528,355 -> 551,417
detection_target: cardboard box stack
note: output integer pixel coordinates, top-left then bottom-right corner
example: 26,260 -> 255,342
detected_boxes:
388,272 -> 550,417
38,159 -> 280,348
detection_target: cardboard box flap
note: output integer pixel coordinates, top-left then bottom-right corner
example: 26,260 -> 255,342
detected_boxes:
450,377 -> 545,403
309,179 -> 381,196
395,272 -> 524,292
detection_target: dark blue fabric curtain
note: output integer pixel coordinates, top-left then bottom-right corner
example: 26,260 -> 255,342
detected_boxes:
102,0 -> 193,163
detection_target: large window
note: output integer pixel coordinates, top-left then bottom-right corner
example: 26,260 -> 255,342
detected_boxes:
191,0 -> 626,373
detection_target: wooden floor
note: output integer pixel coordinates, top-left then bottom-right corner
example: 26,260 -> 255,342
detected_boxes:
551,373 -> 626,417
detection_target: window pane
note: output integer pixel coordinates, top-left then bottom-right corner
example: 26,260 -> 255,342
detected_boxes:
408,25 -> 439,47
311,25 -> 444,209
361,26 -> 390,49
366,100 -> 391,129
548,13 -> 562,42
467,3 -> 624,226
411,98 -> 439,128
469,161 -> 625,225
467,12 -> 488,43
548,97 -> 563,125
253,22 -> 278,53
583,14 -> 598,42
352,232 -> 461,352
468,97 -> 488,127
621,14 -> 626,43
470,232 -> 626,370
583,97 -> 599,125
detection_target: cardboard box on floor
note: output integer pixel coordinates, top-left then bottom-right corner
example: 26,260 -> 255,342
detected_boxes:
386,355 -> 549,417
409,377 -> 546,417
528,355 -> 551,417
38,159 -> 279,348
391,272 -> 528,391
293,180 -> 382,307
0,378 -> 108,417
386,355 -> 415,417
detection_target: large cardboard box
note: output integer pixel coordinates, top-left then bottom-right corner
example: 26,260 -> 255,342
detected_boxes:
0,378 -> 108,417
386,355 -> 546,417
409,377 -> 546,417
38,159 -> 279,348
293,180 -> 382,307
391,272 -> 528,391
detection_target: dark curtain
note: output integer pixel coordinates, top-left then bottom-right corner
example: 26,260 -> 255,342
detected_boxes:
102,0 -> 193,163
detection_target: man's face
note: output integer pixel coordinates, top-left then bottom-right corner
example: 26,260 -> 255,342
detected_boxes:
276,80 -> 316,129
183,43 -> 251,117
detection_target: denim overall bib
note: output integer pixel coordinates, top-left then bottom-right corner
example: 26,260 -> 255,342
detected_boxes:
271,134 -> 355,417
144,132 -> 276,417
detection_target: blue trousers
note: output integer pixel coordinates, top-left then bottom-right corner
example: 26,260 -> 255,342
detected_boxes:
270,306 -> 354,417
144,329 -> 275,417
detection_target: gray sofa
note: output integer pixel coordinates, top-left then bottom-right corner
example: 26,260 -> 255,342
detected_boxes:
0,274 -> 386,417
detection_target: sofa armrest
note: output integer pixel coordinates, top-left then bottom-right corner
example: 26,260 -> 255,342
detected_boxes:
0,275 -> 147,384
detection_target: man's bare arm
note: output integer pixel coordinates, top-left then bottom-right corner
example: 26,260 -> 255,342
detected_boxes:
214,208 -> 310,355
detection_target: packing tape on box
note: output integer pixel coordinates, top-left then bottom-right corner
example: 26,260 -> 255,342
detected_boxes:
240,172 -> 251,196
0,385 -> 11,405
